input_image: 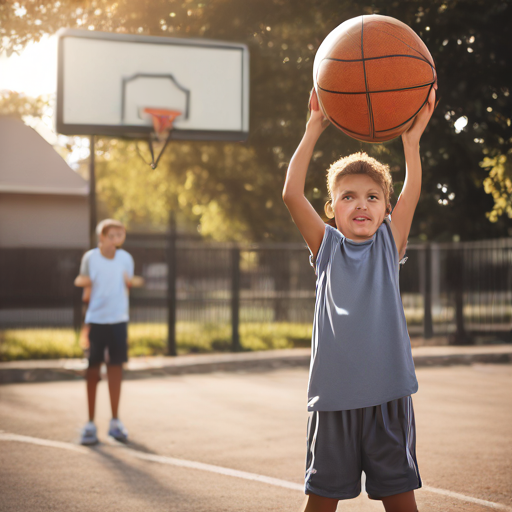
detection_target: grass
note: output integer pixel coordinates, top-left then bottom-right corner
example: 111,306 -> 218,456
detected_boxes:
0,322 -> 313,362
2,304 -> 510,361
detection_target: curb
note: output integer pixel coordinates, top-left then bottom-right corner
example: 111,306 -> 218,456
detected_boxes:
1,346 -> 511,385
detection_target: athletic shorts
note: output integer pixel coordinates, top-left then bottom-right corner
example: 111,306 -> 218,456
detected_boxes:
88,322 -> 128,366
305,396 -> 421,501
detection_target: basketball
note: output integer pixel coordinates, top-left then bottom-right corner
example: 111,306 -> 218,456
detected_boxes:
313,15 -> 437,143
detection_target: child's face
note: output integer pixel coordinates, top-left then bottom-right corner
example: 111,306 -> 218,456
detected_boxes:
332,174 -> 388,241
99,227 -> 126,249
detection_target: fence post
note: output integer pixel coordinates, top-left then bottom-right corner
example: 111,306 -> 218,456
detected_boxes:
167,211 -> 177,356
423,244 -> 433,339
89,135 -> 97,249
72,286 -> 83,333
450,247 -> 472,345
231,247 -> 241,352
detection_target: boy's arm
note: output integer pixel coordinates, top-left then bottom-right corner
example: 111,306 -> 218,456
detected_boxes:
390,88 -> 436,259
74,251 -> 92,287
123,253 -> 144,288
124,274 -> 145,288
283,90 -> 330,260
74,275 -> 92,287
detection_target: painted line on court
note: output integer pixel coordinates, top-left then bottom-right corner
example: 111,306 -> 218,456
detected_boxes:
1,431 -> 511,511
422,485 -> 512,511
0,432 -> 90,455
120,444 -> 303,491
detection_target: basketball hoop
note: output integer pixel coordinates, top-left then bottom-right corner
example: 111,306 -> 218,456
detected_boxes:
139,108 -> 182,169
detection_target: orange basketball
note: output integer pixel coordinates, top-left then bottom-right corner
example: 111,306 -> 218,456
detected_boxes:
313,15 -> 437,143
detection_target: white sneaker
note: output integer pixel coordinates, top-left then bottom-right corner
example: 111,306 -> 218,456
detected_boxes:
108,418 -> 128,442
80,421 -> 98,445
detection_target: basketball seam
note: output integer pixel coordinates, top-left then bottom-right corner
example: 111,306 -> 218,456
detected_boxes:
371,22 -> 432,64
328,82 -> 434,138
374,83 -> 434,133
318,82 -> 435,95
360,17 -> 375,139
329,117 -> 373,138
371,23 -> 437,87
322,54 -> 432,64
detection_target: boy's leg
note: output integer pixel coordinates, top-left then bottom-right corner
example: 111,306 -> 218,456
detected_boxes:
105,322 -> 128,419
86,324 -> 106,422
300,493 -> 338,512
86,365 -> 101,421
381,490 -> 418,512
363,396 -> 421,509
106,364 -> 122,419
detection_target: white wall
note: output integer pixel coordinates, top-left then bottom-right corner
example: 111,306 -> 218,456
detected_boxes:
0,193 -> 89,248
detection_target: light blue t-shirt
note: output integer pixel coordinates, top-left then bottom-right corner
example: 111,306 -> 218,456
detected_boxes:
307,219 -> 418,412
80,248 -> 134,324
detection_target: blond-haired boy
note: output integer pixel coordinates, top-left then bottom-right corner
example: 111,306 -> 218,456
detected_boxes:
74,219 -> 141,445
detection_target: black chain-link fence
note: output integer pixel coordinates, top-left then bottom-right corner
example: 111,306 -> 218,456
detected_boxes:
1,233 -> 511,350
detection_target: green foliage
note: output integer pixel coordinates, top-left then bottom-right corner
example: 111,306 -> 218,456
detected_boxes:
0,322 -> 313,361
0,90 -> 48,119
2,0 -> 511,241
0,329 -> 82,361
481,152 -> 512,222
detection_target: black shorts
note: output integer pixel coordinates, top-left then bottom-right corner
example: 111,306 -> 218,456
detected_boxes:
305,396 -> 421,501
88,322 -> 128,366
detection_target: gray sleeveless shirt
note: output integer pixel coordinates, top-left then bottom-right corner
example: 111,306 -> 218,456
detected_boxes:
307,218 -> 418,412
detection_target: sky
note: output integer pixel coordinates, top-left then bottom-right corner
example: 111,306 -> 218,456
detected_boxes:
0,35 -> 58,96
0,35 -> 91,166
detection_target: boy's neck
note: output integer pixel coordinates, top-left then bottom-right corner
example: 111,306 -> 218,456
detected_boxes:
99,245 -> 117,259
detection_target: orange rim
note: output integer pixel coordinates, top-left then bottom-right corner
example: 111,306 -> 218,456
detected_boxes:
143,108 -> 182,134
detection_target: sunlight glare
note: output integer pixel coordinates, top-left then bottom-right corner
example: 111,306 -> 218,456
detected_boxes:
0,35 -> 57,96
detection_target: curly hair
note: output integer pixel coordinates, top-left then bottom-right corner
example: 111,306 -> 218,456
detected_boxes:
326,152 -> 394,206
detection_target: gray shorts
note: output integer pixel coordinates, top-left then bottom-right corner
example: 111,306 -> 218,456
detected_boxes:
305,395 -> 421,501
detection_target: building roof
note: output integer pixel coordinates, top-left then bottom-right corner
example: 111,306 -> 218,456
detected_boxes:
0,116 -> 89,196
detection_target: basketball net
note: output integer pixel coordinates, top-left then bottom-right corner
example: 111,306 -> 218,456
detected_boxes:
139,108 -> 182,169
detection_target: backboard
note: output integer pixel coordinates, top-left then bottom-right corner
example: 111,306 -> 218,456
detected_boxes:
55,29 -> 249,141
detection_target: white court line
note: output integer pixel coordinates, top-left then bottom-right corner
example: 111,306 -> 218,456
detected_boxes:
422,485 -> 512,511
122,446 -> 303,491
0,432 -> 89,455
1,432 -> 511,511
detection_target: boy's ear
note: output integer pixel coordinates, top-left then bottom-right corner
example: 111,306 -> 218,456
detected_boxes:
386,203 -> 392,215
324,201 -> 335,219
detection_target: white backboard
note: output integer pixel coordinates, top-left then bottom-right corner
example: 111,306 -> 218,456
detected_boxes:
56,29 -> 249,141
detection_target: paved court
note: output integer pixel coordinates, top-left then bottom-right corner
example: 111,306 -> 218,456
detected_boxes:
1,364 -> 511,511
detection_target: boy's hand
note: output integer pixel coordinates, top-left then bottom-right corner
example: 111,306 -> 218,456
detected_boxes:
402,87 -> 436,148
307,88 -> 330,134
131,276 -> 145,288
74,275 -> 92,288
124,273 -> 144,288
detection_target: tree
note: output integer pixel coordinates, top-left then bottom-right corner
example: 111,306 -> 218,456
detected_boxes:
0,90 -> 47,118
2,0 -> 510,241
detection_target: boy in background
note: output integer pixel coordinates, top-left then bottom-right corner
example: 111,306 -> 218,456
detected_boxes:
74,219 -> 142,445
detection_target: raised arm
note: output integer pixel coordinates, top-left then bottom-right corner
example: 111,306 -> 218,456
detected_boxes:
283,90 -> 330,260
390,88 -> 436,259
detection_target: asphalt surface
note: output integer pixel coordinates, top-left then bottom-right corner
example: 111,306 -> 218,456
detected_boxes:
2,344 -> 512,384
1,364 -> 511,512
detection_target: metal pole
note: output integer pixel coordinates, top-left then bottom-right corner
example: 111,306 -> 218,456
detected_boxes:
451,247 -> 471,345
89,135 -> 97,249
167,210 -> 177,356
231,247 -> 241,351
423,244 -> 433,339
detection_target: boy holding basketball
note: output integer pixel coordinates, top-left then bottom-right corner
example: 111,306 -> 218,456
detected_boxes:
74,219 -> 142,445
282,88 -> 435,512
